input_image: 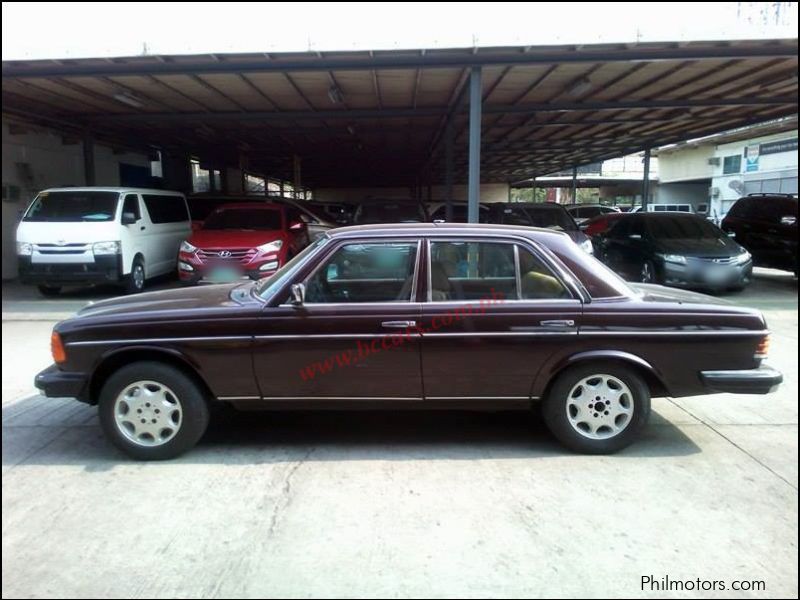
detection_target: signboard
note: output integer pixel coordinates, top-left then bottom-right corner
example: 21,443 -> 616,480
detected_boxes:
760,138 -> 798,156
745,144 -> 760,172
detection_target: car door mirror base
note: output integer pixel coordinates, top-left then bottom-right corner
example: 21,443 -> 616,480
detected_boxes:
290,283 -> 306,306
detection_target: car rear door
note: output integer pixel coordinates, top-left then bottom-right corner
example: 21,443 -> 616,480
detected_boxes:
419,237 -> 581,401
252,238 -> 424,400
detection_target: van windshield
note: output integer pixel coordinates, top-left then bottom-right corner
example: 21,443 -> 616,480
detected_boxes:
24,191 -> 119,222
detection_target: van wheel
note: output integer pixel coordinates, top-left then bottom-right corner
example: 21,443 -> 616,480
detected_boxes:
542,363 -> 651,454
98,361 -> 210,460
37,285 -> 61,297
125,258 -> 145,294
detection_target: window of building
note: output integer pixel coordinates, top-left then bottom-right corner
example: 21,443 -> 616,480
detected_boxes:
722,154 -> 742,175
244,173 -> 266,195
191,159 -> 210,193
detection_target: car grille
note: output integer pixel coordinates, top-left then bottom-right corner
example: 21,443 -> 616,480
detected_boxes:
196,248 -> 256,264
34,243 -> 91,255
694,256 -> 737,266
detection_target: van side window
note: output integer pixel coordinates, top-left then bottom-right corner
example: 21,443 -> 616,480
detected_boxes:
122,194 -> 140,221
142,195 -> 189,224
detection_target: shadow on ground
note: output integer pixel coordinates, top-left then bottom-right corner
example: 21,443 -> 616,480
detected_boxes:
2,393 -> 700,468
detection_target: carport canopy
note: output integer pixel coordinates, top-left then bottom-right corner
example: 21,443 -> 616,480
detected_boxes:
2,38 -> 798,196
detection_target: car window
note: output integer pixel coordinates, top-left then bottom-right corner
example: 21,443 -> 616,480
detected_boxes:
606,218 -> 630,239
429,241 -> 516,301
498,207 -> 532,226
122,194 -> 140,221
24,190 -> 120,222
304,241 -> 419,303
142,194 -> 189,224
518,246 -> 571,300
354,201 -> 426,224
647,216 -> 722,240
202,208 -> 283,230
522,206 -> 577,231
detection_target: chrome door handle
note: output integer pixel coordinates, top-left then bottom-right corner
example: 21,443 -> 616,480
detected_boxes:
540,319 -> 575,327
381,320 -> 416,329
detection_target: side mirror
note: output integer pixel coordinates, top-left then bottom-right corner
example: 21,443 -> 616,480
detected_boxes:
121,212 -> 138,225
290,283 -> 305,306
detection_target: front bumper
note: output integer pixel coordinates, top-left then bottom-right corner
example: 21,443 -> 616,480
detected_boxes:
18,255 -> 122,286
34,364 -> 90,402
662,259 -> 752,290
700,365 -> 783,394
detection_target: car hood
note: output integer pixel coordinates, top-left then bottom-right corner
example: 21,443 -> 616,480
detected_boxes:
189,229 -> 286,249
654,236 -> 741,257
629,283 -> 734,306
76,283 -> 252,319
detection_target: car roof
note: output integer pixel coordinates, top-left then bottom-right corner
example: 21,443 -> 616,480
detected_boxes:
41,187 -> 183,195
327,221 -> 570,240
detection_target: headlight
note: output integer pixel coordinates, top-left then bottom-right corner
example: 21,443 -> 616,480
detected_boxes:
180,240 -> 197,253
257,240 -> 283,253
92,241 -> 121,255
658,253 -> 687,265
579,238 -> 594,254
16,242 -> 32,256
736,251 -> 752,265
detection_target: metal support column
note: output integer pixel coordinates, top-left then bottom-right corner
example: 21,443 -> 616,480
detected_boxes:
83,132 -> 95,186
467,67 -> 482,223
444,117 -> 454,222
642,147 -> 651,211
571,166 -> 577,203
531,176 -> 537,202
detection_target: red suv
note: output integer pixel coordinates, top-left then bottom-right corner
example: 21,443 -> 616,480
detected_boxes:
178,203 -> 309,284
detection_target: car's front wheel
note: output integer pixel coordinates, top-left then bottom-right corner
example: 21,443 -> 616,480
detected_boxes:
98,361 -> 210,460
542,363 -> 651,454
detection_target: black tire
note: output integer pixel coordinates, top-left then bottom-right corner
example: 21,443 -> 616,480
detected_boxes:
639,260 -> 658,284
98,361 -> 210,460
37,285 -> 61,297
542,362 -> 651,454
125,257 -> 146,294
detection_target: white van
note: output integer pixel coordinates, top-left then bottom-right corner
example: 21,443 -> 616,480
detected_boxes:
16,187 -> 190,295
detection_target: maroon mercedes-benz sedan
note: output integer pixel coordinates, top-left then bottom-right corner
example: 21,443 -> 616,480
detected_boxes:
36,223 -> 781,459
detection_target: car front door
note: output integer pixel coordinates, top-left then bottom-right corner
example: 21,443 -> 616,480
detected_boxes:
252,238 -> 424,400
419,238 -> 581,401
599,216 -> 646,280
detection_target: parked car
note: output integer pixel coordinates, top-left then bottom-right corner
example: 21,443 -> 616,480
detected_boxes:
595,212 -> 753,290
581,212 -> 629,237
186,195 -> 259,230
565,203 -> 621,225
36,223 -> 781,459
352,198 -> 429,224
721,193 -> 798,275
272,197 -> 337,241
428,201 -> 490,223
16,187 -> 190,295
309,201 -> 356,225
177,203 -> 309,284
486,202 -> 594,254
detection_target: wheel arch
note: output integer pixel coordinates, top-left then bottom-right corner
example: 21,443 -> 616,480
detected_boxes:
88,346 -> 213,405
534,350 -> 671,401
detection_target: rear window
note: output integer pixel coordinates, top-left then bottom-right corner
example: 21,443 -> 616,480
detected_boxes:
354,201 -> 427,224
202,208 -> 283,230
142,194 -> 189,224
24,191 -> 119,222
523,206 -> 577,231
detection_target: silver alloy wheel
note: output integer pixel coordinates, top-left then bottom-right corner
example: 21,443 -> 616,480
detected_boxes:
133,263 -> 145,290
113,380 -> 182,446
565,374 -> 634,440
640,262 -> 653,283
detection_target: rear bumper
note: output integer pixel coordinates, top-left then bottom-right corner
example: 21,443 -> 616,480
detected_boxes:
34,364 -> 90,403
700,365 -> 782,394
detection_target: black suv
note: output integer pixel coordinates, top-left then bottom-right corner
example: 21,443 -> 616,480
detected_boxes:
721,194 -> 798,275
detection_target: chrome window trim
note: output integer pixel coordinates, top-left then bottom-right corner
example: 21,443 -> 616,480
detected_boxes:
257,396 -> 423,401
299,238 -> 422,306
579,329 -> 769,337
66,335 -> 252,347
256,333 -> 421,340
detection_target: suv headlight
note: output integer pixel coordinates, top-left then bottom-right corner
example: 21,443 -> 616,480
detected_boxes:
658,253 -> 687,265
92,241 -> 121,255
16,242 -> 33,256
579,238 -> 594,254
736,251 -> 752,265
257,240 -> 283,253
180,240 -> 197,253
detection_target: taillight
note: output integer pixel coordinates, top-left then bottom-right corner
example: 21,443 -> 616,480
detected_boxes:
754,335 -> 770,360
51,331 -> 66,364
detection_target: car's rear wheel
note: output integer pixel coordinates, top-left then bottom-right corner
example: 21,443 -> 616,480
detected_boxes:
37,285 -> 61,297
124,257 -> 145,294
98,362 -> 210,460
639,260 -> 657,284
542,363 -> 651,454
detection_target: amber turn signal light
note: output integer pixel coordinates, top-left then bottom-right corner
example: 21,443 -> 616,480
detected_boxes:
754,335 -> 770,360
51,331 -> 67,364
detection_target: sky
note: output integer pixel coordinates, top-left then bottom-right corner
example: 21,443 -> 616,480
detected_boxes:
2,2 -> 798,60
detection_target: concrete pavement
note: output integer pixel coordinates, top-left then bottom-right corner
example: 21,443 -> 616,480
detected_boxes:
2,269 -> 797,598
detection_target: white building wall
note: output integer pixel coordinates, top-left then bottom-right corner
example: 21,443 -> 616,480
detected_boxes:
2,119 -> 149,279
657,146 -> 715,183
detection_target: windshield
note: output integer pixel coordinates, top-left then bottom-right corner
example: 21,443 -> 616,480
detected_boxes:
354,201 -> 426,224
523,206 -> 578,231
23,191 -> 119,222
255,235 -> 329,300
203,208 -> 283,230
647,217 -> 722,240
